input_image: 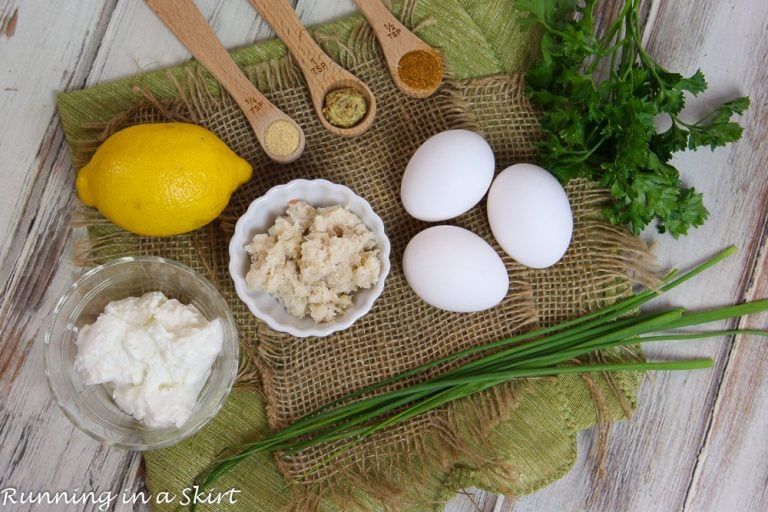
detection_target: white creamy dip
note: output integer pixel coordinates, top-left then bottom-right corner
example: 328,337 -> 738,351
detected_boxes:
244,200 -> 381,323
74,291 -> 223,428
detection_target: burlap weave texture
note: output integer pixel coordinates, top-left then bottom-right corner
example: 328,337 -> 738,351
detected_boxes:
69,58 -> 649,510
57,4 -> 653,510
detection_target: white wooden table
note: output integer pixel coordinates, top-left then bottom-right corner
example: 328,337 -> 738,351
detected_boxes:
1,1 -> 766,511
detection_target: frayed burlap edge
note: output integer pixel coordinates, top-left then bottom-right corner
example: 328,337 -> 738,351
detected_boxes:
272,382 -> 532,512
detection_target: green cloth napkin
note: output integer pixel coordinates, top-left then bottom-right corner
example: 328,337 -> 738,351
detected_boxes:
57,1 -> 644,510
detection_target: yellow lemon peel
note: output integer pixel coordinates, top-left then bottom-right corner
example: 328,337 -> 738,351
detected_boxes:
76,123 -> 252,237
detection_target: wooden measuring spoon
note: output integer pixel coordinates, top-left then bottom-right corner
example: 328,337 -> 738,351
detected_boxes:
352,0 -> 443,98
145,0 -> 305,163
248,0 -> 376,137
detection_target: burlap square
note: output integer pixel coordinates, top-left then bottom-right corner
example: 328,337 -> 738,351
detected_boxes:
65,14 -> 653,511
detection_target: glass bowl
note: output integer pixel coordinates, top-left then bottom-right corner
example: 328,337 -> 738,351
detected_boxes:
229,179 -> 391,337
44,256 -> 239,450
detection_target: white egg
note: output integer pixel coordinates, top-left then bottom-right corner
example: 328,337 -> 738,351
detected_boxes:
401,129 -> 495,221
403,226 -> 509,313
487,163 -> 573,269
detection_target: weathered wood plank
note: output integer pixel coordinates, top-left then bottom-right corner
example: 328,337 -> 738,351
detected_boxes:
1,0 -> 766,511
617,0 -> 768,507
445,487 -> 500,512
84,0 -> 280,84
0,0 -> 118,270
0,128 -> 144,511
683,232 -> 768,510
295,0 -> 356,25
0,1 -> 285,510
508,0 -> 768,510
0,2 -> 368,512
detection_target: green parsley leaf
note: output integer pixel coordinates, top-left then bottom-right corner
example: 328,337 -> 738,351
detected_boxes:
519,0 -> 748,237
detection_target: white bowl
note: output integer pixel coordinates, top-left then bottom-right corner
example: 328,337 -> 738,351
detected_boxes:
229,179 -> 391,337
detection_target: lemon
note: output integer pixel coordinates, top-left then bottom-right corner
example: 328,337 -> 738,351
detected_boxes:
76,123 -> 252,237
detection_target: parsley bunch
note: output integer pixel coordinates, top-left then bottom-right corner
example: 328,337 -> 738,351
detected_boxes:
517,0 -> 749,237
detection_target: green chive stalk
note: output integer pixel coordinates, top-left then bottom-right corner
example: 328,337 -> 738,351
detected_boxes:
187,246 -> 768,510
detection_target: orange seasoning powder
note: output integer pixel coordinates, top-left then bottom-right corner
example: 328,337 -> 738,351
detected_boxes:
397,50 -> 443,91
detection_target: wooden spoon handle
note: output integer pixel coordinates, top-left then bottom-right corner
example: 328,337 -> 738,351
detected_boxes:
145,0 -> 304,161
248,0 -> 335,87
353,0 -> 411,46
248,0 -> 376,137
352,0 -> 442,98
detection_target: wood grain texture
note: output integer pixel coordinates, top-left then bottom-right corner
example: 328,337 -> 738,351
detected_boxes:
0,0 -> 766,511
683,230 -> 768,512
509,0 -> 768,510
0,1 -> 118,267
85,0 -> 278,85
0,1 -> 298,510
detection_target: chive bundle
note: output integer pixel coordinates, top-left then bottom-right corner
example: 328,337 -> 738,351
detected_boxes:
190,246 -> 768,505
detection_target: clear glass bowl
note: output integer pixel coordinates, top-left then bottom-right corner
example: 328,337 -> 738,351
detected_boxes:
44,256 -> 239,450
